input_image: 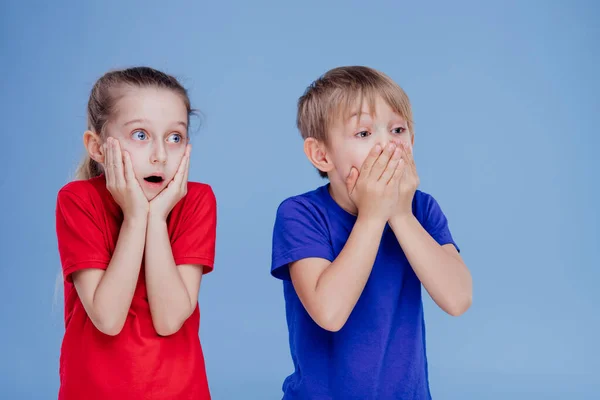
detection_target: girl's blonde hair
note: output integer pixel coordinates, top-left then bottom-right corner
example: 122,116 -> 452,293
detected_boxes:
75,66 -> 193,180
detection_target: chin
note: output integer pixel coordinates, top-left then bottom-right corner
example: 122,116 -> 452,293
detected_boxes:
142,190 -> 160,201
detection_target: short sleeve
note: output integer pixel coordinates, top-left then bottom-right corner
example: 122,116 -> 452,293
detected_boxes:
422,194 -> 460,253
170,184 -> 217,274
271,198 -> 335,281
56,188 -> 111,282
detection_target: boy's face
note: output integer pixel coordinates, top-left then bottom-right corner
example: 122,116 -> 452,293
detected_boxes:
325,95 -> 413,185
104,87 -> 189,200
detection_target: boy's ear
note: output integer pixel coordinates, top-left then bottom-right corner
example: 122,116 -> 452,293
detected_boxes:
304,138 -> 333,175
83,131 -> 105,164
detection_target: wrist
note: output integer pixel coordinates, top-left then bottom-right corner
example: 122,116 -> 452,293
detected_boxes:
389,213 -> 416,230
147,210 -> 168,224
123,212 -> 148,227
356,213 -> 388,232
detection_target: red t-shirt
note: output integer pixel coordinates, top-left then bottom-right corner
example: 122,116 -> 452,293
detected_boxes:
55,175 -> 216,400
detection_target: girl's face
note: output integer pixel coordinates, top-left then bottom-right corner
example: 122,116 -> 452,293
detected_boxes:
103,87 -> 189,200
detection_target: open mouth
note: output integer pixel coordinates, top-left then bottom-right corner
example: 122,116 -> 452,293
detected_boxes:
144,175 -> 164,184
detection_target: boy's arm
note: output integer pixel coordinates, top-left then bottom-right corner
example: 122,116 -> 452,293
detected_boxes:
390,143 -> 472,316
290,215 -> 386,332
389,215 -> 472,316
290,143 -> 402,332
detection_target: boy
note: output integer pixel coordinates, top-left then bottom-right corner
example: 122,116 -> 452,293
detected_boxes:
270,66 -> 472,399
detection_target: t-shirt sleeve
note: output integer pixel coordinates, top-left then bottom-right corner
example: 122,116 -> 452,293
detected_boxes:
271,198 -> 335,281
171,185 -> 217,274
422,193 -> 460,253
56,188 -> 111,282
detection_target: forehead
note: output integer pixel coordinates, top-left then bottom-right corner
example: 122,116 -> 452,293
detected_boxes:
112,86 -> 188,124
333,94 -> 406,128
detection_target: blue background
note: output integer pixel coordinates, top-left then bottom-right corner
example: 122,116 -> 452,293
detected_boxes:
1,0 -> 598,398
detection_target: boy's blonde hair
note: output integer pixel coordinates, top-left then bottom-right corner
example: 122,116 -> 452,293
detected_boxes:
297,66 -> 414,178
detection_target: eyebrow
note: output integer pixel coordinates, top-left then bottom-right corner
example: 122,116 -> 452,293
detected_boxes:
124,118 -> 188,128
347,110 -> 373,120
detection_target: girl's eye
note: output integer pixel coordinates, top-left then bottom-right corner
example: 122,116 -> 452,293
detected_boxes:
132,130 -> 147,140
167,133 -> 183,143
392,127 -> 406,134
356,131 -> 370,138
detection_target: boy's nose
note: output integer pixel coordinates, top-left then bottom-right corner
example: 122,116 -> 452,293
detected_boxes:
382,138 -> 402,148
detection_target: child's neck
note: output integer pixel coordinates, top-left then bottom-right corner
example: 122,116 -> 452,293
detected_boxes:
328,181 -> 358,216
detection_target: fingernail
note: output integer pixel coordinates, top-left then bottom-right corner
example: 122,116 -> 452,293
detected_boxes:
375,145 -> 381,152
388,142 -> 395,151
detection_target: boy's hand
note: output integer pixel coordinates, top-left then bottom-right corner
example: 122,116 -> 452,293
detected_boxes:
394,142 -> 419,219
345,142 -> 404,224
104,137 -> 149,221
148,144 -> 191,221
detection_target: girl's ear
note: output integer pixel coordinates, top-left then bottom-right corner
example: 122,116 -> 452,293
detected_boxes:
84,131 -> 105,164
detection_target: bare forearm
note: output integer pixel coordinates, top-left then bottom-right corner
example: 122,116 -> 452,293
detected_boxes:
92,217 -> 147,333
390,215 -> 472,316
145,217 -> 194,336
314,215 -> 386,330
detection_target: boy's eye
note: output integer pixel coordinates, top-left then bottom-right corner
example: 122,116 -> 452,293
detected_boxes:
132,130 -> 148,141
356,131 -> 370,138
167,133 -> 183,143
392,127 -> 406,134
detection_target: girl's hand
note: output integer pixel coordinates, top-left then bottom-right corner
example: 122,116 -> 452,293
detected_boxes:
148,144 -> 191,221
104,137 -> 149,221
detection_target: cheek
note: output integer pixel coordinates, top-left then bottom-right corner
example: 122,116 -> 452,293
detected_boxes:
117,142 -> 146,174
352,147 -> 372,172
333,146 -> 370,178
167,147 -> 186,172
118,140 -> 144,158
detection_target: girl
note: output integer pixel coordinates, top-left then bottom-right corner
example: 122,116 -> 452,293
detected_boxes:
55,67 -> 216,399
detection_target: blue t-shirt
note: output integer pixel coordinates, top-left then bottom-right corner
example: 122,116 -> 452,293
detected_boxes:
271,184 -> 459,400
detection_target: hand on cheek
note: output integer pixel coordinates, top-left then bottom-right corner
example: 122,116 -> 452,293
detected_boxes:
104,137 -> 149,220
148,144 -> 191,221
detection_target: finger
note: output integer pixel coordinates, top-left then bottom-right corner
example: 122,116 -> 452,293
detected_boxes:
112,139 -> 126,188
122,151 -> 136,183
358,144 -> 383,178
391,158 -> 406,185
401,142 -> 417,177
402,142 -> 416,169
369,142 -> 396,180
345,167 -> 359,196
104,141 -> 114,187
379,148 -> 401,184
181,145 -> 191,190
173,151 -> 188,185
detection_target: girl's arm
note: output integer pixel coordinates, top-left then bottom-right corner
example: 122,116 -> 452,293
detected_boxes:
73,216 -> 147,336
144,217 -> 203,336
73,138 -> 150,336
144,145 -> 206,336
